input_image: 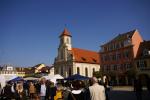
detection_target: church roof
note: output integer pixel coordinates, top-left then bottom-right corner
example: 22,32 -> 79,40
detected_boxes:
59,28 -> 72,37
71,48 -> 100,64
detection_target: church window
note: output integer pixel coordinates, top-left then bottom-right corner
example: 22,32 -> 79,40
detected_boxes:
77,67 -> 80,74
61,50 -> 63,59
85,68 -> 88,76
60,38 -> 63,45
69,67 -> 71,76
67,38 -> 69,44
61,67 -> 63,76
93,68 -> 95,75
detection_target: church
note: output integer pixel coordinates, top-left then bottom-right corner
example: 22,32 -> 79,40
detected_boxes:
54,28 -> 100,78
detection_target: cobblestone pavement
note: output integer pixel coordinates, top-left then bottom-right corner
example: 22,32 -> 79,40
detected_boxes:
107,86 -> 150,100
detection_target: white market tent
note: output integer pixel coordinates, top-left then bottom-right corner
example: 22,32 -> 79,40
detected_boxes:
0,74 -> 18,81
0,75 -> 6,88
24,77 -> 39,81
42,74 -> 64,84
6,75 -> 18,81
0,74 -> 19,88
54,74 -> 64,79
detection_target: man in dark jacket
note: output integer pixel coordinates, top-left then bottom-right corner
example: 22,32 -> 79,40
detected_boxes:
2,82 -> 15,99
37,78 -> 51,100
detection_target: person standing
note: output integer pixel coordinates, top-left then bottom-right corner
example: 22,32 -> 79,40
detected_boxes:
89,77 -> 106,100
49,82 -> 56,100
2,82 -> 14,99
54,83 -> 63,100
29,82 -> 36,99
37,77 -> 50,100
15,83 -> 27,100
40,78 -> 47,100
134,79 -> 143,100
67,80 -> 87,100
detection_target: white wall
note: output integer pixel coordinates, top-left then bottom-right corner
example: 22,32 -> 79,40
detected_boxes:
73,62 -> 100,77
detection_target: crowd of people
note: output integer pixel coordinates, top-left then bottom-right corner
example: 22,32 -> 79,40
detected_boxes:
0,77 -> 108,100
1,76 -> 150,100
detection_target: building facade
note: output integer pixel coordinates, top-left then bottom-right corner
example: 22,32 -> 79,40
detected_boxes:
0,65 -> 25,80
99,29 -> 143,85
54,28 -> 100,78
134,40 -> 150,83
24,64 -> 53,77
0,64 -> 54,78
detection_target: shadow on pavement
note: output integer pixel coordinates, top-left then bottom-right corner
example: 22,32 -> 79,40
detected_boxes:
107,90 -> 150,100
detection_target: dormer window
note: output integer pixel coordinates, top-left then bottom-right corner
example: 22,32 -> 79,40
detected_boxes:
92,58 -> 97,62
81,57 -> 86,61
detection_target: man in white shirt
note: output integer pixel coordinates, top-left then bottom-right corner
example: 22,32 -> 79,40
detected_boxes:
89,77 -> 106,100
39,78 -> 47,100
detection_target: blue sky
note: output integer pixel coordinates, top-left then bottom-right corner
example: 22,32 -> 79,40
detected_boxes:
0,0 -> 150,67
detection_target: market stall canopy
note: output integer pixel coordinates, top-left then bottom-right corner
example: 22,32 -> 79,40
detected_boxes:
53,74 -> 64,79
5,75 -> 18,81
42,74 -> 64,80
65,74 -> 89,80
9,76 -> 24,82
42,74 -> 64,84
0,75 -> 6,88
24,77 -> 39,81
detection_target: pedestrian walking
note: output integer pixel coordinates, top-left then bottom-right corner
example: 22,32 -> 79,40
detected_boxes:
134,79 -> 143,100
104,79 -> 110,100
67,80 -> 87,100
89,77 -> 106,100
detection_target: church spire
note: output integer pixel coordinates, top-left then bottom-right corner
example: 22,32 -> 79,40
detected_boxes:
59,28 -> 72,37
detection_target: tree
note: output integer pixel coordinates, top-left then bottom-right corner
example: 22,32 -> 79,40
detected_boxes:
93,71 -> 103,78
126,68 -> 138,78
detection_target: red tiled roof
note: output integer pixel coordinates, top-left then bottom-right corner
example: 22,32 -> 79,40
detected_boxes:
59,28 -> 72,37
71,48 -> 100,64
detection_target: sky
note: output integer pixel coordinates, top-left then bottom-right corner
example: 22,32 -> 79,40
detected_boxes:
0,0 -> 150,67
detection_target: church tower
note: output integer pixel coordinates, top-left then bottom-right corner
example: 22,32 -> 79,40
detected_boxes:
58,28 -> 72,60
54,28 -> 100,78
